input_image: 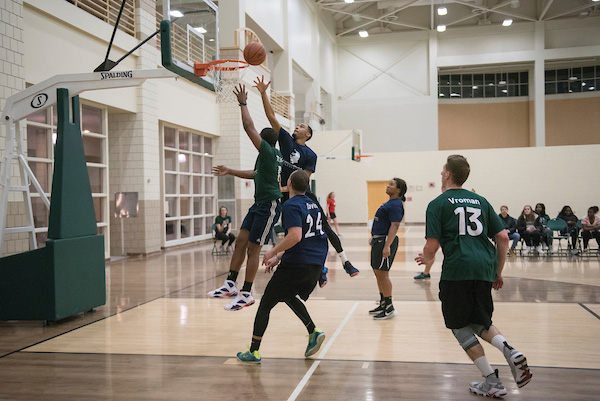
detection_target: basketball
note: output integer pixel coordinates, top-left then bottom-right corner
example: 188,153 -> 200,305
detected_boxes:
243,42 -> 266,65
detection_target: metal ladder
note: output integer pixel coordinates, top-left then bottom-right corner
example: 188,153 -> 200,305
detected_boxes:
0,119 -> 50,255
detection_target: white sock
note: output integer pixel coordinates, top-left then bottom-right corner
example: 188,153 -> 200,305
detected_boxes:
491,334 -> 507,352
473,356 -> 494,377
338,251 -> 348,264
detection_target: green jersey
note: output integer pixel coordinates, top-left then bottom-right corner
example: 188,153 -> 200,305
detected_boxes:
254,139 -> 283,203
215,215 -> 231,232
425,188 -> 505,282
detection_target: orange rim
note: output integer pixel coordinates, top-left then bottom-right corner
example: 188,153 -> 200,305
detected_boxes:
194,59 -> 249,77
355,155 -> 374,159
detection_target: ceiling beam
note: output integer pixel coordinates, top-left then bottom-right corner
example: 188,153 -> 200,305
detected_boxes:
538,0 -> 554,21
333,0 -> 424,36
323,6 -> 429,33
454,0 -> 537,22
545,2 -> 598,21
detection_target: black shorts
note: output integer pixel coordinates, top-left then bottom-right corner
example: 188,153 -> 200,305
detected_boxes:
264,262 -> 322,301
439,280 -> 494,329
370,236 -> 399,271
329,212 -> 337,219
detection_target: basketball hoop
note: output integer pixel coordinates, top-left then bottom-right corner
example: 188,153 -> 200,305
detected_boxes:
194,59 -> 249,103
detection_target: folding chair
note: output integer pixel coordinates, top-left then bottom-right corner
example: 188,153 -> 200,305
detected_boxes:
547,219 -> 570,256
212,223 -> 227,256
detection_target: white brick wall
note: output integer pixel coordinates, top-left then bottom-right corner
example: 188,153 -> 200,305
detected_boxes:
0,0 -> 25,256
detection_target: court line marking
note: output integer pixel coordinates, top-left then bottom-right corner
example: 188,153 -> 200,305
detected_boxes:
579,303 -> 600,320
287,302 -> 359,401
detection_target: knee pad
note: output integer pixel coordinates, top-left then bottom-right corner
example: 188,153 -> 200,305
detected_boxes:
452,327 -> 480,351
469,324 -> 486,337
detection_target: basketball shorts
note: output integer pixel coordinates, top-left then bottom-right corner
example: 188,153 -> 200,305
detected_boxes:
370,236 -> 399,271
264,262 -> 322,301
240,199 -> 281,245
329,212 -> 337,219
439,280 -> 494,330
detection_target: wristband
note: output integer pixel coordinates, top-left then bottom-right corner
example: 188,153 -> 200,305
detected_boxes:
239,102 -> 247,106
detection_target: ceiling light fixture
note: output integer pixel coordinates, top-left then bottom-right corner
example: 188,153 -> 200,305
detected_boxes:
358,30 -> 369,37
344,0 -> 355,3
437,7 -> 447,16
437,25 -> 446,32
502,19 -> 513,26
169,10 -> 184,18
194,27 -> 207,34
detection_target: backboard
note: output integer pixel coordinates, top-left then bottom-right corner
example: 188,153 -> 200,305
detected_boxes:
158,0 -> 219,88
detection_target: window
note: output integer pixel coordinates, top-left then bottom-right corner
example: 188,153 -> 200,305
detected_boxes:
26,103 -> 109,258
545,65 -> 598,94
438,71 -> 529,99
163,125 -> 216,245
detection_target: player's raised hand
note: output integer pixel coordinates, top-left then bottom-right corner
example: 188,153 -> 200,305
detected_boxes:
212,165 -> 230,176
253,76 -> 271,93
233,84 -> 247,104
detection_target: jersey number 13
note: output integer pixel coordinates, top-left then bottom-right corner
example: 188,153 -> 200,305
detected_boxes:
454,206 -> 483,236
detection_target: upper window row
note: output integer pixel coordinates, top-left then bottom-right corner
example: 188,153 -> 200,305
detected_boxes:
439,65 -> 599,99
545,65 -> 598,95
438,72 -> 529,99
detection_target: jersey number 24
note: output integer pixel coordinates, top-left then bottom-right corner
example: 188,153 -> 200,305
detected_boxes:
305,212 -> 324,238
454,206 -> 483,236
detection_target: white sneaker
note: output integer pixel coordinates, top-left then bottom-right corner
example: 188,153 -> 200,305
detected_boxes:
523,246 -> 529,255
225,291 -> 255,311
536,245 -> 545,254
207,280 -> 237,298
503,344 -> 533,388
469,369 -> 507,398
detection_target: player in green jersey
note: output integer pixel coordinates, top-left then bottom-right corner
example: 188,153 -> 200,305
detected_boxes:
208,84 -> 283,312
416,155 -> 532,398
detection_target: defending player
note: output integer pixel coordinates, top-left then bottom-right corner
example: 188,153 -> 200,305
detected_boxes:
415,155 -> 532,397
208,84 -> 283,311
254,75 -> 359,283
236,170 -> 327,363
369,178 -> 407,320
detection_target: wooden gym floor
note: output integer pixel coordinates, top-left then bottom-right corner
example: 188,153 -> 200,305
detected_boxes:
1,225 -> 599,400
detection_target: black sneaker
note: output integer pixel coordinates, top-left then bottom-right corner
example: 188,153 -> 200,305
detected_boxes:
318,267 -> 328,288
369,302 -> 384,315
343,261 -> 359,277
373,304 -> 397,320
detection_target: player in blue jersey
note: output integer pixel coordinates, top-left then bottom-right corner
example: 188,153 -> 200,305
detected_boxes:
236,170 -> 328,364
369,178 -> 407,320
254,76 -> 359,285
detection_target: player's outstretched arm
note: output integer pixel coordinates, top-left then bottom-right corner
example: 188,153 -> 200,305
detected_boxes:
212,165 -> 255,180
233,84 -> 262,150
254,76 -> 282,133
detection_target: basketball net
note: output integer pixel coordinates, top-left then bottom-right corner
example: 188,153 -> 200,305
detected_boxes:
194,60 -> 249,103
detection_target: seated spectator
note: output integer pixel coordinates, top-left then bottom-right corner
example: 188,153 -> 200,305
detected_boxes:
557,205 -> 579,252
534,203 -> 553,252
499,205 -> 520,255
215,206 -> 236,252
581,206 -> 600,252
517,205 -> 543,255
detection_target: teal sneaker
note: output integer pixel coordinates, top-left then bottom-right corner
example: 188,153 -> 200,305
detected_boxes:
414,272 -> 431,280
305,329 -> 325,357
236,347 -> 261,364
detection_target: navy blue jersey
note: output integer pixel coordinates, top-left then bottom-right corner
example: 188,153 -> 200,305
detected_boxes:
278,128 -> 317,184
281,194 -> 328,266
371,198 -> 404,236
